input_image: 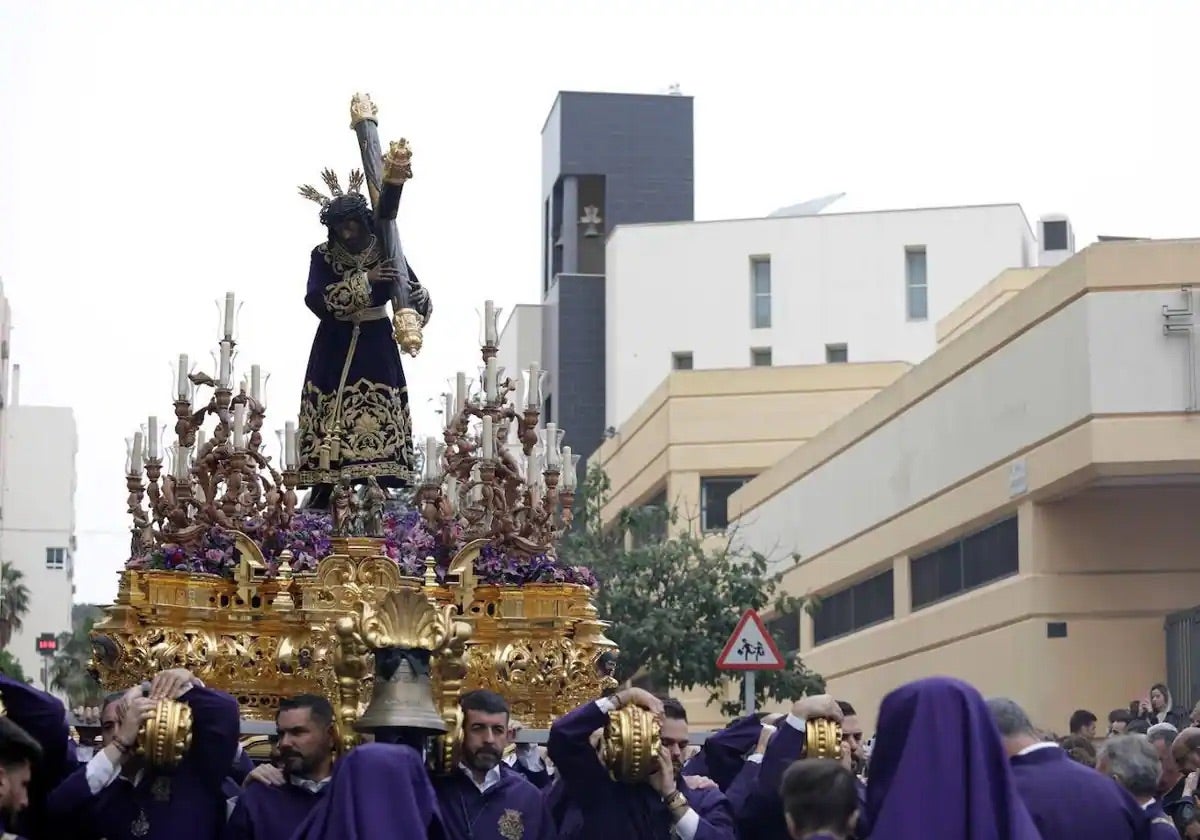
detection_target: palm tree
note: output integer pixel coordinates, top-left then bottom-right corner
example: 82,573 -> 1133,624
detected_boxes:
0,562 -> 30,650
51,614 -> 103,707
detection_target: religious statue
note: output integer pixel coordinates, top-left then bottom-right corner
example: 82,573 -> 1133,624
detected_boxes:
330,477 -> 358,537
359,476 -> 386,538
295,94 -> 433,508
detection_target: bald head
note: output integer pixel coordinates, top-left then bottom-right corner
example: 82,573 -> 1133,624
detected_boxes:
1172,726 -> 1200,773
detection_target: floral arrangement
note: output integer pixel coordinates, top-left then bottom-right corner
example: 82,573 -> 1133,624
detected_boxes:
127,507 -> 597,588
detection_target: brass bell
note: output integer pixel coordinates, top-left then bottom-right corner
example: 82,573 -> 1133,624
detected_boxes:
354,648 -> 447,736
601,706 -> 661,784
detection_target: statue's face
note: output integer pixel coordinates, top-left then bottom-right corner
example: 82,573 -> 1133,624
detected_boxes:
334,219 -> 368,251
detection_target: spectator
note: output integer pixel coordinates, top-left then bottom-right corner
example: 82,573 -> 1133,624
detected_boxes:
1150,725 -> 1187,805
1128,719 -> 1151,735
1058,735 -> 1097,768
1108,709 -> 1133,736
1096,735 -> 1178,838
1069,710 -> 1098,739
1137,684 -> 1187,730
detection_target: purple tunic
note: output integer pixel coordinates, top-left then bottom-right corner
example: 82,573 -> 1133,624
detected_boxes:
44,685 -> 240,840
0,675 -> 75,838
682,715 -> 762,792
434,765 -> 555,840
1009,745 -> 1150,839
867,677 -> 1040,840
290,743 -> 445,840
222,780 -> 325,840
547,700 -> 735,840
296,244 -> 415,488
1145,800 -> 1178,839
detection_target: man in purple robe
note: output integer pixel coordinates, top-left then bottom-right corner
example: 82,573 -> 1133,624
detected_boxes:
1097,734 -> 1179,839
682,712 -> 782,794
296,183 -> 432,508
503,720 -> 552,790
433,690 -> 554,840
224,694 -> 337,840
0,673 -> 78,838
988,695 -> 1149,839
45,667 -> 240,840
547,687 -> 735,840
868,679 -> 1039,839
0,716 -> 45,840
290,742 -> 445,840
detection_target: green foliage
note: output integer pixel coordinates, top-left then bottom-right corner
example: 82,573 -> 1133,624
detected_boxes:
0,649 -> 28,683
561,467 -> 824,716
51,607 -> 104,707
0,562 -> 30,650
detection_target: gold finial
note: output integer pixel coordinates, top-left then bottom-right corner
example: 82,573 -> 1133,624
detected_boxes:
274,549 -> 295,611
382,139 -> 413,186
393,309 -> 423,358
349,92 -> 379,128
423,556 -> 437,589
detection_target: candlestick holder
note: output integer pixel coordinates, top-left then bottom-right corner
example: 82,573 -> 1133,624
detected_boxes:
126,472 -> 151,555
173,399 -> 197,447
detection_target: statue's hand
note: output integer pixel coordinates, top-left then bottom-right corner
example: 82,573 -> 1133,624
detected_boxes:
408,279 -> 432,324
368,263 -> 400,286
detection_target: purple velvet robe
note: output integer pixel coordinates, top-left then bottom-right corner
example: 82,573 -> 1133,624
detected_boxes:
0,675 -> 75,838
867,677 -> 1040,839
222,779 -> 325,840
229,749 -> 254,786
507,757 -> 552,791
297,244 -> 415,489
434,765 -> 555,840
547,700 -> 735,840
1010,745 -> 1151,839
1144,800 -> 1178,839
290,743 -> 444,840
682,715 -> 762,792
44,685 -> 240,840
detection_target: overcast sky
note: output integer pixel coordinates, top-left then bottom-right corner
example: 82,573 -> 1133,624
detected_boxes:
0,1 -> 1195,604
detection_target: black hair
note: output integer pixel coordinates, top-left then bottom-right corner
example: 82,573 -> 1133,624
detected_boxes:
780,759 -> 858,836
100,691 -> 125,719
320,194 -> 374,241
837,700 -> 857,717
0,717 -> 42,770
278,694 -> 335,729
1108,708 -> 1133,724
460,689 -> 509,719
661,697 -> 687,723
1069,709 -> 1097,733
1126,719 -> 1150,734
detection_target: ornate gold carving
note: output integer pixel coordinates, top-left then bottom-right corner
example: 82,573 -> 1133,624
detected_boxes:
806,718 -> 843,760
297,379 -> 413,485
382,139 -> 413,186
393,308 -> 423,357
141,699 -> 193,770
349,92 -> 379,128
601,706 -> 661,783
497,809 -> 525,840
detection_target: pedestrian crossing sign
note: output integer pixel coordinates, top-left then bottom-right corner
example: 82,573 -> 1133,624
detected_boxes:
716,609 -> 786,671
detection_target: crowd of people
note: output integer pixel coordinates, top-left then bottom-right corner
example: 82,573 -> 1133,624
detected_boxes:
0,667 -> 1196,838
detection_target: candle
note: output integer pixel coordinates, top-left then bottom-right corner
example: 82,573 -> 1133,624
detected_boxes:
442,393 -> 454,429
233,404 -> 246,448
284,421 -> 297,469
484,300 -> 496,345
425,436 -> 439,480
147,416 -> 158,459
525,362 -> 541,409
470,464 -> 483,502
177,354 -> 189,400
562,446 -> 576,490
482,416 -> 494,459
196,429 -> 207,455
484,358 -> 497,402
175,445 -> 191,480
131,432 -> 144,474
456,372 -> 467,412
219,343 -> 232,387
251,365 -> 262,402
223,292 -> 235,340
544,423 -> 562,468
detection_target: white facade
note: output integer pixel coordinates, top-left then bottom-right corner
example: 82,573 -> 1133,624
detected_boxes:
733,284 -> 1199,569
604,204 -> 1039,429
0,405 -> 77,686
496,304 -> 544,399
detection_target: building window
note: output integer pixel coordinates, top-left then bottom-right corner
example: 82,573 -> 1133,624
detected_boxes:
910,516 -> 1019,610
700,476 -> 753,532
46,547 -> 66,570
766,609 -> 801,656
629,490 -> 668,549
813,569 -> 894,645
825,343 -> 848,363
751,257 -> 772,328
751,347 -> 772,367
905,247 -> 928,321
1043,219 -> 1069,251
672,351 -> 694,371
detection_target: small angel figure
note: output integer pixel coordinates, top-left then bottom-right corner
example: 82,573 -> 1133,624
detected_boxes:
359,476 -> 386,537
330,476 -> 357,537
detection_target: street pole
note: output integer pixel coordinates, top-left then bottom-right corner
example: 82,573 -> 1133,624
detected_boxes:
742,672 -> 756,716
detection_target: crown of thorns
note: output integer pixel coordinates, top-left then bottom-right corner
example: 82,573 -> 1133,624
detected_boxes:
297,168 -> 365,208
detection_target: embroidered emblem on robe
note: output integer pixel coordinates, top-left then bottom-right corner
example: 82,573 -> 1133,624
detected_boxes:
131,808 -> 151,837
498,808 -> 525,840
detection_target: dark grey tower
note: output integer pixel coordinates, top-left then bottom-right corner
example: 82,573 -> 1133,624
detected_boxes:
539,91 -> 694,478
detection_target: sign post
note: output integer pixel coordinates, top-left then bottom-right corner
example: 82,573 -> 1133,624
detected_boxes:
716,609 -> 786,716
36,633 -> 58,692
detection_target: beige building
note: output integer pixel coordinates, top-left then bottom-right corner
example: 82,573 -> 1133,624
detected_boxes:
730,239 -> 1200,735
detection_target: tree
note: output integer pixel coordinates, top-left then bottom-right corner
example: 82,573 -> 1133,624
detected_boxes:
0,649 -> 27,683
0,562 -> 30,650
562,467 -> 824,715
51,606 -> 104,707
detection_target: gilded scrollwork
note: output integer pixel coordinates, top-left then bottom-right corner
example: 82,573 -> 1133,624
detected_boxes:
297,379 -> 413,486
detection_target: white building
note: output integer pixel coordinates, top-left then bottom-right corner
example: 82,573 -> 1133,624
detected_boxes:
604,203 -> 1046,430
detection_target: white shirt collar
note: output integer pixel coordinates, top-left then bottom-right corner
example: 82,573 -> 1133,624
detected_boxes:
291,775 -> 331,794
1016,741 -> 1058,756
459,762 -> 503,793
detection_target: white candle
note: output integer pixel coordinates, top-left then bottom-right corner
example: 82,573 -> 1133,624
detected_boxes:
251,365 -> 262,402
456,372 -> 467,412
177,354 -> 189,400
223,292 -> 235,340
147,417 -> 158,459
233,404 -> 246,448
484,300 -> 496,345
219,343 -> 231,387
175,445 -> 191,480
482,415 -> 494,459
284,421 -> 297,469
131,432 -> 144,474
484,358 -> 497,402
442,393 -> 454,428
196,429 -> 207,454
562,446 -> 575,489
545,423 -> 561,468
526,362 -> 540,409
425,436 -> 438,478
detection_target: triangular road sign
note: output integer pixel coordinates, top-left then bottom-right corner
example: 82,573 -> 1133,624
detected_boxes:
716,609 -> 785,671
